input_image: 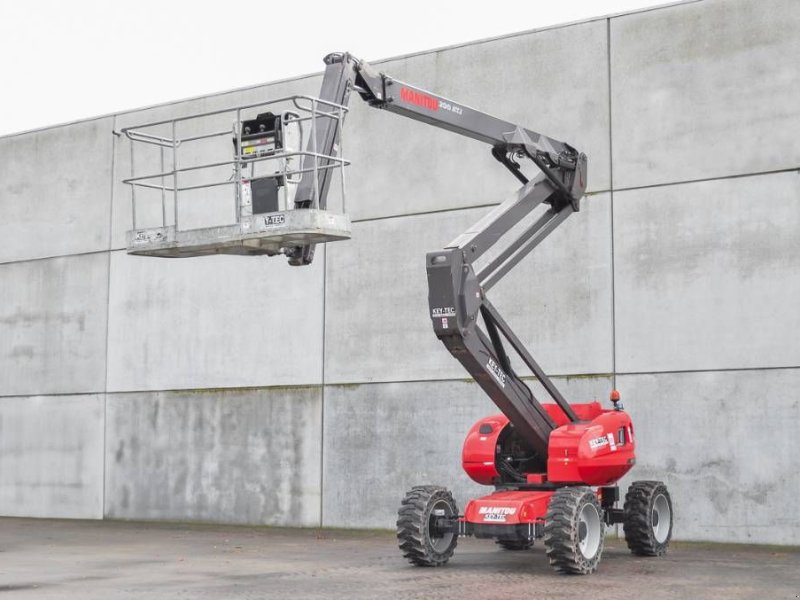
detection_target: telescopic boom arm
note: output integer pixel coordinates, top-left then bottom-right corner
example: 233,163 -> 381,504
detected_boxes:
295,52 -> 588,463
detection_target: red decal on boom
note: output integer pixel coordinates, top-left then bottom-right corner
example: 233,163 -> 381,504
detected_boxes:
399,87 -> 439,111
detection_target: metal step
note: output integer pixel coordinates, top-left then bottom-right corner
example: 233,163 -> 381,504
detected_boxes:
127,209 -> 350,258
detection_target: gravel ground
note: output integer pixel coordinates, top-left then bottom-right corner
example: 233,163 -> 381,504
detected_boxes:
0,518 -> 798,599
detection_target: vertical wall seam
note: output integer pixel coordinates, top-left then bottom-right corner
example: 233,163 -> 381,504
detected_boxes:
101,117 -> 117,520
319,247 -> 327,528
605,17 -> 618,539
607,17 -> 617,391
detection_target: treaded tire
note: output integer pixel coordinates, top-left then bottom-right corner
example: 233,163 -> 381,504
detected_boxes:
623,480 -> 673,556
544,487 -> 605,575
397,485 -> 458,567
495,539 -> 534,551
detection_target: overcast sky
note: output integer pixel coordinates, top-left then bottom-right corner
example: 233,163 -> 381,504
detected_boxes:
0,0 -> 670,136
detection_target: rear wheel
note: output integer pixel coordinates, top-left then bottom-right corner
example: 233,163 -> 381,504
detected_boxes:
397,485 -> 458,567
623,481 -> 673,556
544,487 -> 605,575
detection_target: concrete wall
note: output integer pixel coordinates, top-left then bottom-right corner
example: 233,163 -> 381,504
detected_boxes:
1,0 -> 798,545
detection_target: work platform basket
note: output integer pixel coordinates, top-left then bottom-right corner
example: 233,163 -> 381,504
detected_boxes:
121,95 -> 351,258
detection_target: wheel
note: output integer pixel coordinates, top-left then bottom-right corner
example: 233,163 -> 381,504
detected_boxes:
623,480 -> 673,556
396,485 -> 458,567
495,539 -> 534,551
544,487 -> 605,575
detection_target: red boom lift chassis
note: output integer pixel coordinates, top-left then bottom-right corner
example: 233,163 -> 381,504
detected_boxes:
309,54 -> 673,574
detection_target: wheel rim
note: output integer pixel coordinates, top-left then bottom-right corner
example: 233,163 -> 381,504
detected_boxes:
652,494 -> 671,543
578,502 -> 601,558
428,499 -> 455,552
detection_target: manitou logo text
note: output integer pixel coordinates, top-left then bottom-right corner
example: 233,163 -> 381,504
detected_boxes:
479,506 -> 516,522
486,357 -> 506,388
400,87 -> 439,111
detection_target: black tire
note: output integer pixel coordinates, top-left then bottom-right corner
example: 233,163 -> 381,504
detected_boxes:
544,487 -> 605,575
623,481 -> 673,556
495,539 -> 534,551
397,485 -> 458,567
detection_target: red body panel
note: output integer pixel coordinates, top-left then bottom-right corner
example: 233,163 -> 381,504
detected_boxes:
463,490 -> 554,525
547,410 -> 636,485
461,416 -> 506,485
543,401 -> 604,425
462,403 -> 636,487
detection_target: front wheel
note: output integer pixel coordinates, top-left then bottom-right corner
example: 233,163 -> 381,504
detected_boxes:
544,486 -> 605,575
623,481 -> 673,556
396,485 -> 458,567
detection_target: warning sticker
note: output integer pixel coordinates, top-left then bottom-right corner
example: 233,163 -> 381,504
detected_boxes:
589,436 -> 609,450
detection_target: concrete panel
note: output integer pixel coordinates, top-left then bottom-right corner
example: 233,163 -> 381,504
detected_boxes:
111,76 -> 323,250
322,376 -> 612,528
345,20 -> 611,221
0,253 -> 109,396
611,0 -> 800,188
325,193 -> 613,384
0,394 -> 104,519
614,172 -> 800,373
617,369 -> 800,544
105,387 -> 321,526
106,247 -> 324,392
0,118 -> 114,263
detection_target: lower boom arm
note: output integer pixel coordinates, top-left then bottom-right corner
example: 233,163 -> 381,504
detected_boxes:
294,52 -> 588,462
425,171 -> 584,460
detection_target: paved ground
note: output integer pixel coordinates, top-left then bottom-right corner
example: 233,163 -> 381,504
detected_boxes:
0,518 -> 798,599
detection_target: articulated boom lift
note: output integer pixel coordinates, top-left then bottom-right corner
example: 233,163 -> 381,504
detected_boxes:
123,52 -> 673,575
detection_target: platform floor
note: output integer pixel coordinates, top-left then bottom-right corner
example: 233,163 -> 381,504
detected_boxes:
0,518 -> 797,599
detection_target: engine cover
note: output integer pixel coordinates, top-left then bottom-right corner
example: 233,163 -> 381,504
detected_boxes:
462,402 -> 636,487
